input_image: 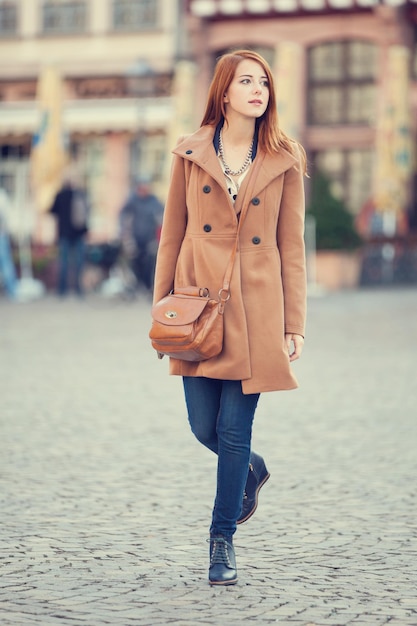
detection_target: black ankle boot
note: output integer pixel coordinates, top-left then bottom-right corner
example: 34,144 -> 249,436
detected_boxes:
208,536 -> 237,586
237,452 -> 270,525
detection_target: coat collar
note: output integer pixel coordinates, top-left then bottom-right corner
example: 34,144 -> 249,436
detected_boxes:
173,126 -> 225,190
173,125 -> 298,202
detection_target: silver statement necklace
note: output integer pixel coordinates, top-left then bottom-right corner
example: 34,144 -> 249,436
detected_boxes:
218,130 -> 253,177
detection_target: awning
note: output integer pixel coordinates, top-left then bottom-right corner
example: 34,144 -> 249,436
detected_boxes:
0,98 -> 172,136
189,0 -> 417,16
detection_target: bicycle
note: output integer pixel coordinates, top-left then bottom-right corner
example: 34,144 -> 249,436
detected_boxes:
83,240 -> 142,307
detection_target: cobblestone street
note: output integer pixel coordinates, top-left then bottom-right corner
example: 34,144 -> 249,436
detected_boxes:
1,287 -> 416,626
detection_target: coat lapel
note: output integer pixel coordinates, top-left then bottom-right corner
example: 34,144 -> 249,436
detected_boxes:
252,149 -> 298,197
173,126 -> 227,191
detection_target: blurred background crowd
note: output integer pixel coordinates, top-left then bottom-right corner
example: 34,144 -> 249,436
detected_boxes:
0,0 -> 416,301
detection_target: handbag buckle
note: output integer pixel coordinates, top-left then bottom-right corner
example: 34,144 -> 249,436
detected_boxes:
218,288 -> 230,303
218,288 -> 230,313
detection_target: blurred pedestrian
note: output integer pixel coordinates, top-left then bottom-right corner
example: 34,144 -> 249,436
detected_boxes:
0,184 -> 18,300
119,177 -> 163,292
153,50 -> 307,585
50,171 -> 90,297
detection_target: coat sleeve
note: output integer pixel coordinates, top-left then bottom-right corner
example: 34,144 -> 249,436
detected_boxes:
152,153 -> 188,304
277,147 -> 307,337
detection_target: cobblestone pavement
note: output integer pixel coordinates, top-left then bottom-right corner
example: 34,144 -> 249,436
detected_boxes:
1,287 -> 416,626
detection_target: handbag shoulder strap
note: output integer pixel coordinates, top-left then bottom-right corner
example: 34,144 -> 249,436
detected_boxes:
219,155 -> 264,310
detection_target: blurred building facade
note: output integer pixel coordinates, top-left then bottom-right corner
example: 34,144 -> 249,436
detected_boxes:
0,0 -> 416,254
186,0 -> 417,240
0,0 -> 188,242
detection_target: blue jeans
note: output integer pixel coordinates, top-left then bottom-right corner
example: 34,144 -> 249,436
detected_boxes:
183,377 -> 260,539
57,237 -> 85,296
0,233 -> 17,298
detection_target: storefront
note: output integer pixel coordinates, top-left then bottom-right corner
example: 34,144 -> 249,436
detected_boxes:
0,0 -> 183,245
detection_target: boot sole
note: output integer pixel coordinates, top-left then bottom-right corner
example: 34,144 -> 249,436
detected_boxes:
236,471 -> 270,525
209,577 -> 238,586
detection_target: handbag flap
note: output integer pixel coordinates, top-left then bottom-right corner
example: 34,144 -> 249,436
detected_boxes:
152,294 -> 210,326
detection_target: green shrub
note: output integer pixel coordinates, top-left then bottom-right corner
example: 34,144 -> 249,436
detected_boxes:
307,171 -> 362,250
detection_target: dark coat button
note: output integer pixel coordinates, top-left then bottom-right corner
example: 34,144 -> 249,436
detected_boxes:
185,150 -> 192,154
251,197 -> 260,205
203,185 -> 211,193
252,236 -> 261,245
204,224 -> 212,232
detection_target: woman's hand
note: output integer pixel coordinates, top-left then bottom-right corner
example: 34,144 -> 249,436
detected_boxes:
285,333 -> 304,362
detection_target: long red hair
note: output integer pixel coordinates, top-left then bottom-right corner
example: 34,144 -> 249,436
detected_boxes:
200,49 -> 306,172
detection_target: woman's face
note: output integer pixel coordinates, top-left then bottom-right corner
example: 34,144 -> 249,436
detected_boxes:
224,59 -> 270,121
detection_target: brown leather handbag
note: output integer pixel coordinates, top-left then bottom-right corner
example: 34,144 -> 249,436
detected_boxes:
149,285 -> 229,361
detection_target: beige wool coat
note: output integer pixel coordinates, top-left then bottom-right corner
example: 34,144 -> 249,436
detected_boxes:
152,125 -> 307,394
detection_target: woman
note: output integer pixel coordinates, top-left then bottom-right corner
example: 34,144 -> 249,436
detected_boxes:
153,49 -> 307,585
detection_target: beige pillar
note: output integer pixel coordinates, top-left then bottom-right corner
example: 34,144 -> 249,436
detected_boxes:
374,45 -> 413,228
90,0 -> 111,35
273,41 -> 304,141
163,59 -> 197,190
102,133 -> 130,239
21,0 -> 39,38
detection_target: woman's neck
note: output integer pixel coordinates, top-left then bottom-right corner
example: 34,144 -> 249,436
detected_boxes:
222,116 -> 255,148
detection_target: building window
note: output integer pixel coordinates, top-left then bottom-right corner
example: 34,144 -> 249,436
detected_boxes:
128,131 -> 165,186
312,149 -> 373,216
42,1 -> 87,35
1,143 -> 30,159
70,137 -> 104,219
308,41 -> 377,125
0,2 -> 17,37
112,0 -> 158,32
